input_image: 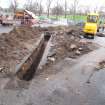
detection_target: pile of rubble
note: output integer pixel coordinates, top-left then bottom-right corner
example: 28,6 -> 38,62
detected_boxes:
38,27 -> 98,75
48,28 -> 93,61
96,60 -> 105,70
0,25 -> 98,77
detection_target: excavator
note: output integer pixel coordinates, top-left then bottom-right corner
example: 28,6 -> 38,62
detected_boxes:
83,13 -> 99,39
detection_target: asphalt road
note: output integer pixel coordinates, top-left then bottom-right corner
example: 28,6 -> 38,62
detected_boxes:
0,25 -> 13,34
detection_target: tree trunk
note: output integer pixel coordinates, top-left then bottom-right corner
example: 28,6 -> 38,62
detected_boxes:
65,0 -> 67,18
47,9 -> 50,18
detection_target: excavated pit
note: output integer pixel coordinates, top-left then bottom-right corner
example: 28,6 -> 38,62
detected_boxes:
16,32 -> 51,81
0,26 -> 96,81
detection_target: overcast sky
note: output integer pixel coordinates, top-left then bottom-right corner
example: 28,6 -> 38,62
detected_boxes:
0,0 -> 105,11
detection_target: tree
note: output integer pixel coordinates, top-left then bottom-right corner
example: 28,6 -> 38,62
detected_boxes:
0,6 -> 3,15
9,0 -> 18,13
84,6 -> 90,15
68,5 -> 74,15
24,1 -> 37,13
64,0 -> 67,18
24,0 -> 35,12
24,0 -> 43,15
98,6 -> 105,14
0,6 -> 3,11
94,6 -> 98,13
46,0 -> 53,17
99,6 -> 105,17
51,4 -> 64,19
72,0 -> 79,21
37,0 -> 43,16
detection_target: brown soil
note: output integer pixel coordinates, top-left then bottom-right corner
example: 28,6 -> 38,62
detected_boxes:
50,27 -> 93,60
0,26 -> 98,77
0,26 -> 41,77
37,26 -> 98,75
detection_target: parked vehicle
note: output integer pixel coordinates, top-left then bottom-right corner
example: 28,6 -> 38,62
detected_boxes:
2,15 -> 14,26
0,15 -> 3,24
83,13 -> 99,39
14,10 -> 39,26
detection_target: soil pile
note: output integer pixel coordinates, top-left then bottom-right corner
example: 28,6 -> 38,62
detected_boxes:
50,27 -> 93,60
38,27 -> 98,75
0,26 -> 41,77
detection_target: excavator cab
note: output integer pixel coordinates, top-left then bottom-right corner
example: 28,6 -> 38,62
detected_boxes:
83,13 -> 99,39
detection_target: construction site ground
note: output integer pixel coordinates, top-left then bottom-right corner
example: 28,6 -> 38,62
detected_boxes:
0,25 -> 105,105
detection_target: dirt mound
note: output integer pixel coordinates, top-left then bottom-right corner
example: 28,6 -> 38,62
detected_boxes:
0,26 -> 41,77
50,28 -> 92,59
37,26 -> 98,75
40,26 -> 68,32
10,27 -> 40,40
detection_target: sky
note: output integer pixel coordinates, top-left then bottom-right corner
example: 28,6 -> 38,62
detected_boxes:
0,0 -> 105,11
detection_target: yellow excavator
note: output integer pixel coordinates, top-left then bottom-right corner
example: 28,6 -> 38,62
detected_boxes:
83,13 -> 99,39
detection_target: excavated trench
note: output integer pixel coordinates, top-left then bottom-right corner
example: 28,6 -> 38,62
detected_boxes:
16,32 -> 51,81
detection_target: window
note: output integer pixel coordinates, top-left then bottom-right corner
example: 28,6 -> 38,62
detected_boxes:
87,15 -> 98,23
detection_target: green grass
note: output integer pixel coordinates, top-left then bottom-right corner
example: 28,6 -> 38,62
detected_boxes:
49,15 -> 105,24
49,15 -> 87,21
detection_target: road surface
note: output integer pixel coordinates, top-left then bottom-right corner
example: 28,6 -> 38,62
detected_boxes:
0,25 -> 13,33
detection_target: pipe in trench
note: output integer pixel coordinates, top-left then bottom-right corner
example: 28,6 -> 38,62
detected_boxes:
17,32 -> 51,81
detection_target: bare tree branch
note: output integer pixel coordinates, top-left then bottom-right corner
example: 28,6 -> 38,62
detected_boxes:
9,0 -> 18,13
64,0 -> 67,18
24,0 -> 43,15
72,0 -> 79,21
46,0 -> 53,17
51,1 -> 64,19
